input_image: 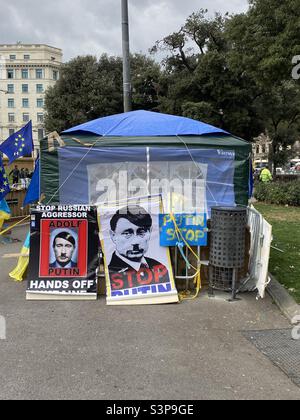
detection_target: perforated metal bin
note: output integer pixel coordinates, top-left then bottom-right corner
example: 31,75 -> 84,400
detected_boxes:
209,206 -> 247,297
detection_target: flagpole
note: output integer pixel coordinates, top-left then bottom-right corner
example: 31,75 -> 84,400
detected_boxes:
121,0 -> 132,112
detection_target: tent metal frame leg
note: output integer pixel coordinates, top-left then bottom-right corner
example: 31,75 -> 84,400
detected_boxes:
173,245 -> 208,292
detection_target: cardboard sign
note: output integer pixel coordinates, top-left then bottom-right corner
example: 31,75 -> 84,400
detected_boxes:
26,205 -> 100,300
98,197 -> 179,305
159,213 -> 208,246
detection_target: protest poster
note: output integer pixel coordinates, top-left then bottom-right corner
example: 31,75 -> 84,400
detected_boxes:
98,196 -> 179,305
26,205 -> 100,300
159,213 -> 208,247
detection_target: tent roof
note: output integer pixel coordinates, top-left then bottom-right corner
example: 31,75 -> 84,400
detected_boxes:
62,110 -> 230,137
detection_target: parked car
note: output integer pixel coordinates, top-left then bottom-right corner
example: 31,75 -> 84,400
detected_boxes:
290,164 -> 300,173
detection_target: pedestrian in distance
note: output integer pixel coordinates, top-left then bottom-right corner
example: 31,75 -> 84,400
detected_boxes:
20,168 -> 26,189
260,167 -> 273,183
9,165 -> 20,186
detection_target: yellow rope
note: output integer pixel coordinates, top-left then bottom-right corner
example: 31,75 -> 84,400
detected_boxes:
0,215 -> 30,236
169,212 -> 202,300
178,270 -> 202,301
0,195 -> 44,237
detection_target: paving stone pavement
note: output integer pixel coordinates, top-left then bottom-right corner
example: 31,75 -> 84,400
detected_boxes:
0,225 -> 299,400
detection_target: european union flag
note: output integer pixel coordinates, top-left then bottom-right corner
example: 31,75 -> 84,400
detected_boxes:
24,158 -> 40,206
0,158 -> 10,200
0,121 -> 34,164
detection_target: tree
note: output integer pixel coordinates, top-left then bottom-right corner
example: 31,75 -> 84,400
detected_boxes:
131,53 -> 162,111
151,2 -> 300,171
226,0 -> 300,171
151,9 -> 263,140
45,55 -> 124,133
45,53 -> 163,133
255,81 -> 300,172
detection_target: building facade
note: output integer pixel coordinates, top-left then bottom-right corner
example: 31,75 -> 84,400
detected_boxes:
0,44 -> 62,155
293,140 -> 300,159
253,133 -> 300,166
252,133 -> 271,164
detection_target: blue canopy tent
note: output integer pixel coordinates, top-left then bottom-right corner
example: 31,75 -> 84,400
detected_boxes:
40,110 -> 252,213
63,110 -> 229,137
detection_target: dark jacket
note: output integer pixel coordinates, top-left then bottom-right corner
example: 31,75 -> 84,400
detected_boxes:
108,252 -> 171,290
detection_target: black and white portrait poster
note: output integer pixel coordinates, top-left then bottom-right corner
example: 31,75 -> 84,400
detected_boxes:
26,205 -> 100,300
98,196 -> 178,305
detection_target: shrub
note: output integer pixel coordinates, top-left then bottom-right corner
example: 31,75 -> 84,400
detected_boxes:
254,180 -> 300,206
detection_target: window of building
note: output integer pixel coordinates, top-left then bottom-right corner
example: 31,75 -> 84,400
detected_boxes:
22,84 -> 29,93
8,99 -> 14,108
7,84 -> 14,94
53,70 -> 59,81
8,128 -> 15,136
22,98 -> 29,108
8,113 -> 15,123
37,113 -> 44,123
9,55 -> 16,60
24,54 -> 30,60
36,69 -> 43,79
256,146 -> 260,154
22,69 -> 29,79
36,84 -> 44,93
38,129 -> 45,140
23,113 -> 30,122
262,146 -> 266,154
7,69 -> 14,79
36,98 -> 44,108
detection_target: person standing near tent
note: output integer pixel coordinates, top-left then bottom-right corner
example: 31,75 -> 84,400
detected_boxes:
20,168 -> 26,189
260,167 -> 273,183
24,168 -> 30,189
9,165 -> 20,186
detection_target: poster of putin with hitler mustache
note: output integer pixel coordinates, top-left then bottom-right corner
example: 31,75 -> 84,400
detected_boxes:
98,197 -> 178,305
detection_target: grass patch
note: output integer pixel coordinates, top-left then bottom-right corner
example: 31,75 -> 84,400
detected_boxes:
254,203 -> 300,304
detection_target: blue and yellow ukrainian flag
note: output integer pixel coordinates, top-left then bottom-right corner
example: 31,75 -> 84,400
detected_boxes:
0,199 -> 11,232
9,232 -> 30,282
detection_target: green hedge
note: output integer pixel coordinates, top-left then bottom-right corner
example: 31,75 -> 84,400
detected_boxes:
254,181 -> 300,206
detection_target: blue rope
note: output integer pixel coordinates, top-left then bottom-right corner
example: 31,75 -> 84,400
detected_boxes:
176,241 -> 191,270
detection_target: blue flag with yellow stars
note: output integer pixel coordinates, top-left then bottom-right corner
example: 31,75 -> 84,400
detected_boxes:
0,121 -> 34,164
24,158 -> 40,206
0,157 -> 10,200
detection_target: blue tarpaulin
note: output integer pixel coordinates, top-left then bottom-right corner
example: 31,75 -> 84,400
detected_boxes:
57,146 -> 236,214
62,110 -> 229,137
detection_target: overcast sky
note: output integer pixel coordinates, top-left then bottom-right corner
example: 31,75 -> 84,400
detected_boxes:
0,0 -> 249,62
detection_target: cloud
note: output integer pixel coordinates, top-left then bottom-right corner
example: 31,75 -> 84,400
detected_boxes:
0,0 -> 249,61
